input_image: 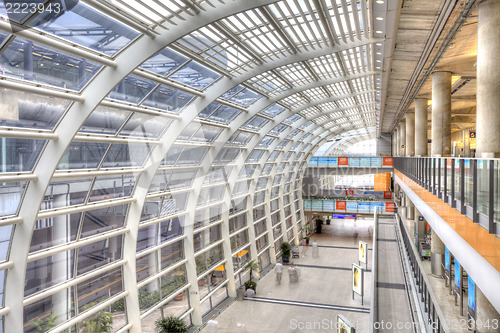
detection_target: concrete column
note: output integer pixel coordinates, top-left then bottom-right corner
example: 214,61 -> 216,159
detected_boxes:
476,0 -> 500,158
415,98 -> 428,156
399,120 -> 406,156
414,210 -> 425,249
406,112 -> 415,156
406,199 -> 414,220
431,229 -> 445,276
463,129 -> 471,157
394,129 -> 398,156
431,71 -> 452,157
476,285 -> 500,333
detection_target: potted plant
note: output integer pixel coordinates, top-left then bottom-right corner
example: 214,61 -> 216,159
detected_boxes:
155,315 -> 188,333
174,292 -> 184,301
244,259 -> 259,291
304,237 -> 310,246
31,314 -> 58,333
280,241 -> 292,263
326,217 -> 331,225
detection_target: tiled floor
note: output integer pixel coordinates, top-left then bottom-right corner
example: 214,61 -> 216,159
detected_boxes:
395,171 -> 500,272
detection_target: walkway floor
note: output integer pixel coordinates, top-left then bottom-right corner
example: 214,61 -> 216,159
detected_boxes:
201,218 -> 376,332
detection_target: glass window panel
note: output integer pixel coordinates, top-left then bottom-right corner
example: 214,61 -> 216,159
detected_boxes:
177,123 -> 200,141
257,136 -> 275,147
238,165 -> 257,179
149,171 -> 171,193
176,146 -> 208,165
276,139 -> 290,149
23,289 -> 76,331
77,236 -> 123,275
270,123 -> 288,135
197,102 -> 221,119
29,2 -> 139,55
81,106 -> 130,135
254,191 -> 266,206
137,225 -> 157,253
227,131 -> 253,146
268,151 -> 281,162
141,48 -> 188,76
77,267 -> 123,313
0,138 -> 45,172
191,125 -> 222,143
108,75 -> 157,104
58,142 -> 109,170
159,217 -> 184,242
80,205 -> 127,238
230,197 -> 247,215
30,213 -> 81,253
0,88 -> 70,130
141,85 -> 195,113
214,148 -> 240,164
246,149 -> 264,162
243,116 -> 269,130
160,192 -> 189,215
43,178 -> 93,209
88,174 -> 136,203
208,105 -> 241,124
204,167 -> 231,185
0,270 -> 4,306
102,143 -> 151,168
230,230 -> 249,252
162,146 -> 184,166
160,266 -> 187,299
262,163 -> 274,175
220,85 -> 245,100
0,37 -> 102,90
119,113 -> 172,138
256,177 -> 269,190
229,88 -> 262,106
169,61 -> 221,90
25,249 -> 76,297
194,224 -> 221,252
0,225 -> 12,262
167,169 -> 197,189
232,180 -> 250,197
0,181 -> 27,217
262,104 -> 286,117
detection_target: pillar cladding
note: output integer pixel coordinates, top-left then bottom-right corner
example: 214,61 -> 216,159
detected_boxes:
431,71 -> 452,157
476,0 -> 500,158
431,229 -> 445,276
476,285 -> 500,333
399,120 -> 406,157
415,98 -> 428,156
395,129 -> 399,156
406,112 -> 415,156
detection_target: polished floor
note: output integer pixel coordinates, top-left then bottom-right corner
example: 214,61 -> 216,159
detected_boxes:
200,217 -> 412,333
395,171 -> 500,272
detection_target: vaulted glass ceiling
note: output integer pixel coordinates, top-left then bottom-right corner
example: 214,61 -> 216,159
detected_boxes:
0,0 -> 386,331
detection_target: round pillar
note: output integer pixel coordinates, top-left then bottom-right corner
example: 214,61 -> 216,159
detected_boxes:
406,112 -> 415,156
431,229 -> 445,276
476,0 -> 500,158
431,71 -> 452,157
399,120 -> 406,156
476,285 -> 500,332
415,98 -> 428,156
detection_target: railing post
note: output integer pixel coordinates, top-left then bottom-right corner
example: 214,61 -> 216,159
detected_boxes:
472,159 -> 478,223
489,160 -> 496,234
437,158 -> 441,199
433,158 -> 437,195
460,159 -> 466,214
451,159 -> 456,208
428,158 -> 432,192
444,158 -> 448,203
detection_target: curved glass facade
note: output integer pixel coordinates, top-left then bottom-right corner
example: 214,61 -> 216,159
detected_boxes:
0,0 -> 382,331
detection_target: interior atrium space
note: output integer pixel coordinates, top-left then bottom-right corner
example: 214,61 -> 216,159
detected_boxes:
0,0 -> 499,332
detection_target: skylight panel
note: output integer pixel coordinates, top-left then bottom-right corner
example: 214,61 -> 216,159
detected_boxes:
262,104 -> 286,117
169,60 -> 221,90
229,88 -> 263,106
243,116 -> 270,130
208,105 -> 241,124
108,75 -> 157,104
141,85 -> 195,113
141,48 -> 189,77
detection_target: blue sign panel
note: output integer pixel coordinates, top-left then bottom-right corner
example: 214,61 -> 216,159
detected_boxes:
360,157 -> 371,166
468,276 -> 476,316
318,157 -> 328,167
370,202 -> 384,213
358,202 -> 370,212
349,157 -> 360,166
328,157 -> 338,167
332,214 -> 356,219
323,200 -> 334,210
308,157 -> 318,166
304,200 -> 312,210
445,247 -> 450,272
455,258 -> 461,292
346,201 -> 357,212
311,200 -> 322,210
371,157 -> 382,166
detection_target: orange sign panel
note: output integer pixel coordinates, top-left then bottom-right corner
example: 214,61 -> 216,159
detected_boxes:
384,191 -> 392,199
336,201 -> 346,210
382,157 -> 393,166
338,157 -> 349,165
346,190 -> 354,196
385,202 -> 395,212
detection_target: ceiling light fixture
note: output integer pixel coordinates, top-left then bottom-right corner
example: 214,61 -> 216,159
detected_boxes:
376,31 -> 383,34
376,43 -> 382,46
376,17 -> 383,20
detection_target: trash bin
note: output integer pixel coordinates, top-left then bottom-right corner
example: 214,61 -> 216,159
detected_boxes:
237,286 -> 245,301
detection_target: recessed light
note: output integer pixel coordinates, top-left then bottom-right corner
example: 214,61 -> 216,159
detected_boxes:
376,0 -> 384,3
376,60 -> 381,63
376,30 -> 383,34
376,17 -> 383,20
376,52 -> 382,55
376,43 -> 382,46
376,66 -> 381,69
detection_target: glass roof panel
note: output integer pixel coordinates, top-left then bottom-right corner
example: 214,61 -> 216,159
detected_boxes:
0,182 -> 26,217
221,85 -> 245,100
242,116 -> 269,130
0,36 -> 102,90
29,2 -> 139,56
270,123 -> 288,135
119,113 -> 172,139
198,102 -> 221,119
140,48 -> 188,76
102,143 -> 151,168
228,88 -> 262,107
1,138 -> 45,173
177,147 -> 209,165
208,105 -> 241,124
108,75 -> 157,104
58,142 -> 109,170
141,85 -> 195,113
284,114 -> 302,124
80,106 -> 130,135
261,104 -> 286,117
168,60 -> 221,90
227,131 -> 253,146
0,88 -> 70,130
191,125 -> 223,143
257,136 -> 275,148
88,174 -> 136,203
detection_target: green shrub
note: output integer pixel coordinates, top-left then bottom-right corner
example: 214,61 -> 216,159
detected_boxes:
155,316 -> 188,333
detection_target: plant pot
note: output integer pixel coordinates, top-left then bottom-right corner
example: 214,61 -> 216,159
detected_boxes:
198,279 -> 205,286
174,293 -> 184,301
282,256 -> 290,263
326,220 -> 331,225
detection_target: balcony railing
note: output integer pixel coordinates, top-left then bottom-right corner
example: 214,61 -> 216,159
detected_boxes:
394,157 -> 500,235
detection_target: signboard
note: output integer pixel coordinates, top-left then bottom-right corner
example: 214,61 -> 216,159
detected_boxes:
454,258 -> 462,295
359,241 -> 367,264
349,157 -> 360,167
308,157 -> 318,166
360,157 -> 371,166
445,247 -> 450,272
352,264 -> 364,296
311,200 -> 322,210
382,157 -> 393,166
370,202 -> 384,213
336,201 -> 346,211
323,200 -> 334,211
383,191 -> 392,199
332,214 -> 356,219
372,157 -> 382,166
358,202 -> 370,212
345,190 -> 354,196
346,201 -> 357,212
470,131 -> 476,138
328,157 -> 338,167
385,202 -> 395,213
338,157 -> 349,166
468,276 -> 476,319
337,315 -> 356,333
318,157 -> 328,167
304,200 -> 312,210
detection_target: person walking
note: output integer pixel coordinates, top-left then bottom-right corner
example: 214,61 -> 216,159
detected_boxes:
275,260 -> 283,284
245,285 -> 255,298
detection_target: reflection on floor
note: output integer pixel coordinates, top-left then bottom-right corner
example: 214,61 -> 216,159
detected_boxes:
201,218 -> 375,333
